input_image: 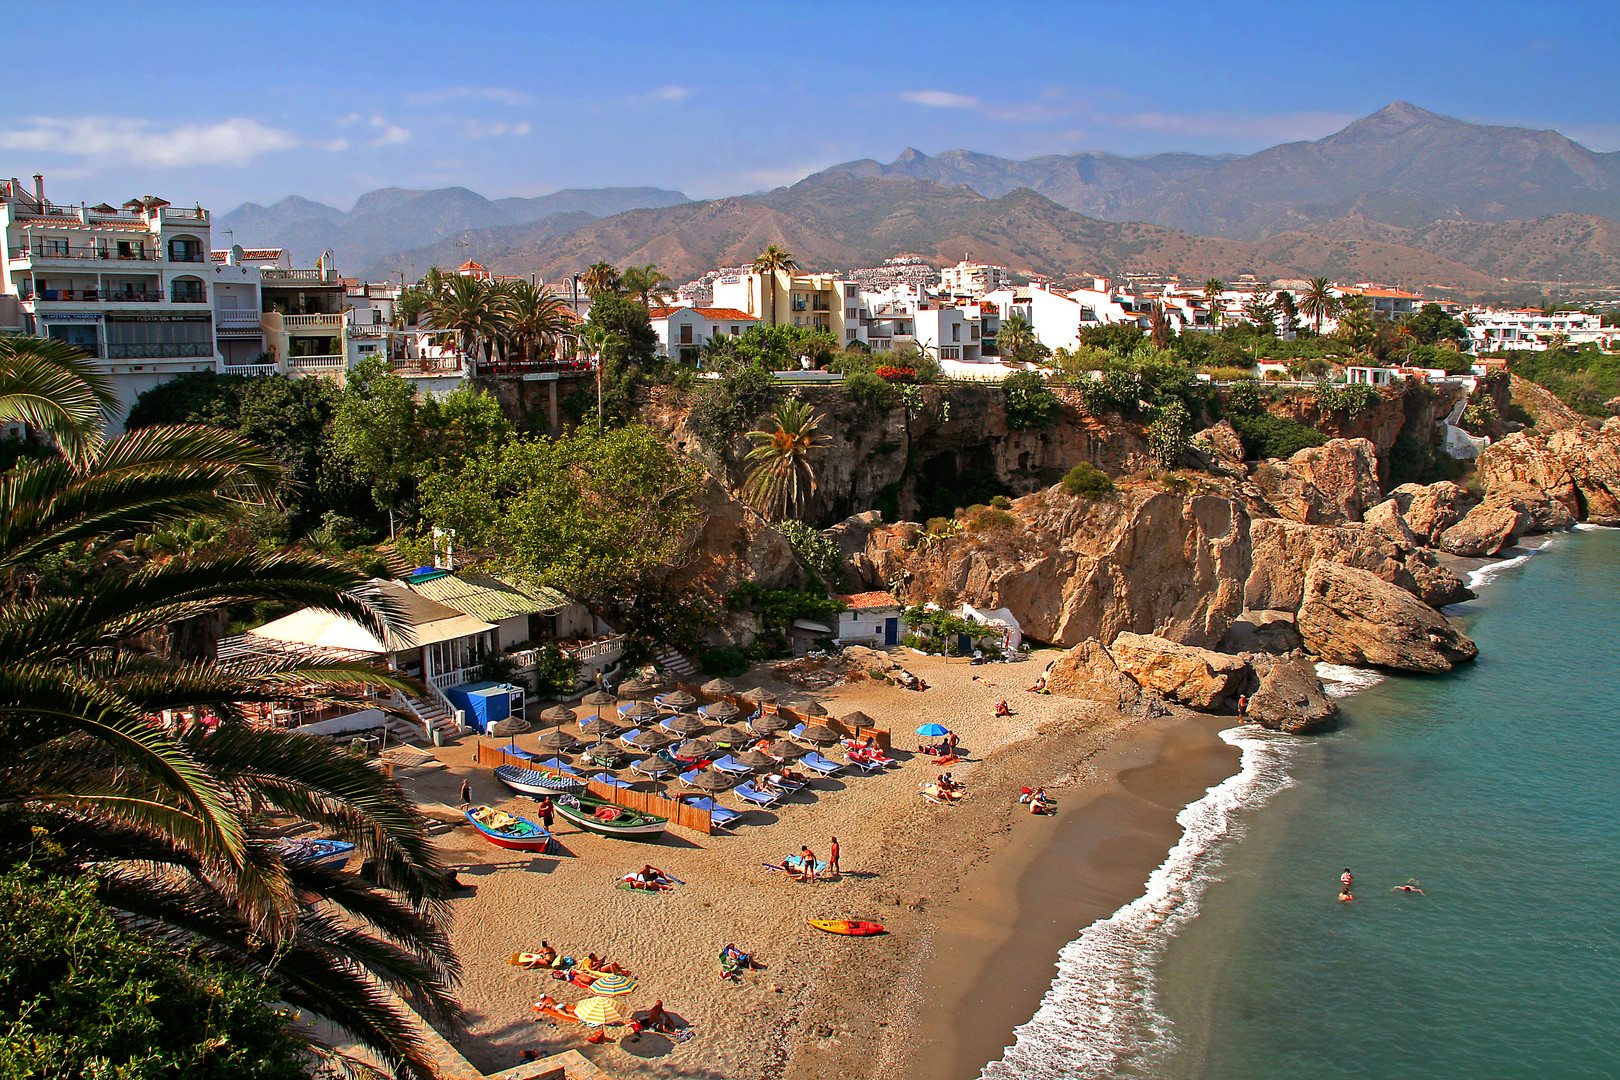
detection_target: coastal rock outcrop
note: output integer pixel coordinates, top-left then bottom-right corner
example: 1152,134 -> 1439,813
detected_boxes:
1245,654 -> 1338,733
664,474 -> 805,601
1477,420 -> 1620,525
1244,517 -> 1473,611
1390,481 -> 1474,545
1105,632 -> 1251,710
1217,610 -> 1304,655
1363,497 -> 1421,546
1194,420 -> 1247,469
1044,638 -> 1144,709
1249,438 -> 1383,525
1438,500 -> 1533,557
1296,561 -> 1478,673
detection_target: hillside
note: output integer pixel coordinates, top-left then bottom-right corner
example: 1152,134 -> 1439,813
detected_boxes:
218,185 -> 689,271
812,103 -> 1620,239
399,173 -> 1501,289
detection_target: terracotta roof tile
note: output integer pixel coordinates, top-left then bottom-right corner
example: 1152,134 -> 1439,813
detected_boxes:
835,591 -> 900,610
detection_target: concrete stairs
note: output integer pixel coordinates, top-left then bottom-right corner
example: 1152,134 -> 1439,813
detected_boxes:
652,644 -> 698,681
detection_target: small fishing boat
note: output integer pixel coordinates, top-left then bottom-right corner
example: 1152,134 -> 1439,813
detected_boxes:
494,763 -> 588,797
808,919 -> 886,936
553,793 -> 668,840
464,804 -> 552,852
274,836 -> 355,869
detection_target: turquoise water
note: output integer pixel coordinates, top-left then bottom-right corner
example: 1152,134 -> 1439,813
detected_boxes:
1156,526 -> 1620,1079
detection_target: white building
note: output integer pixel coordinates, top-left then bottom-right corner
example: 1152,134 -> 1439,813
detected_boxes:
1,175 -> 219,429
833,591 -> 903,647
1463,307 -> 1611,352
647,305 -> 759,364
939,260 -> 1008,297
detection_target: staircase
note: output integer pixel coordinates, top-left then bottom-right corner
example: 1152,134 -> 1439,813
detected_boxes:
653,644 -> 698,682
398,690 -> 461,743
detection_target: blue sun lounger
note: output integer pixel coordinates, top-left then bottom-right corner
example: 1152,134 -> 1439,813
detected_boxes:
710,755 -> 752,777
800,752 -> 843,776
591,772 -> 633,789
535,757 -> 585,776
734,782 -> 781,808
679,794 -> 744,830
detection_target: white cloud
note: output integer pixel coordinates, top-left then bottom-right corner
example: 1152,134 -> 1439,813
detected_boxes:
407,86 -> 532,106
900,90 -> 981,109
336,112 -> 361,127
0,116 -> 301,168
367,116 -> 412,147
463,119 -> 532,139
312,138 -> 349,152
651,85 -> 692,104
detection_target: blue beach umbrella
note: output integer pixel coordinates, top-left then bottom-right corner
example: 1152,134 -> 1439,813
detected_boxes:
916,723 -> 950,737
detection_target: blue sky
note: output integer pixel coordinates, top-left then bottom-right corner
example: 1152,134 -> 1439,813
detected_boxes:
3,0 -> 1615,212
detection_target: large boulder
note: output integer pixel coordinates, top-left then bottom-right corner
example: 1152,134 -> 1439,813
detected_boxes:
1391,481 -> 1475,545
1297,561 -> 1478,673
1105,632 -> 1251,710
1245,518 -> 1473,612
1195,420 -> 1247,469
1364,498 -> 1421,546
1250,438 -> 1383,525
1045,638 -> 1143,709
1246,654 -> 1338,733
1550,418 -> 1620,524
1438,502 -> 1533,557
1476,432 -> 1583,518
663,473 -> 805,600
1483,482 -> 1576,534
1218,609 -> 1305,655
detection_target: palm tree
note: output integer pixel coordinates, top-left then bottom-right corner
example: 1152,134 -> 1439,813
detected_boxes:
428,276 -> 513,371
1203,279 -> 1225,328
579,262 -> 621,298
0,344 -> 461,1076
619,264 -> 674,312
742,399 -> 829,520
750,245 -> 797,327
0,335 -> 119,467
997,311 -> 1036,362
1299,277 -> 1338,336
505,282 -> 576,364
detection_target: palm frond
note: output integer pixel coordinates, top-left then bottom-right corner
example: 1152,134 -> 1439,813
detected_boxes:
0,336 -> 118,466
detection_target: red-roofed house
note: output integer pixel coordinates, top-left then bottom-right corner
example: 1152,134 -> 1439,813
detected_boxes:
833,591 -> 903,646
648,305 -> 759,365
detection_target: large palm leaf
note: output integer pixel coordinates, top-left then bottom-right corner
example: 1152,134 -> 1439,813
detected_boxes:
0,336 -> 120,467
742,399 -> 829,520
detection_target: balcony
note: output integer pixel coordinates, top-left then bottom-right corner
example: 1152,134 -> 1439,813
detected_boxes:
287,354 -> 346,372
280,312 -> 345,329
348,323 -> 389,337
101,291 -> 164,304
262,268 -> 339,283
8,246 -> 157,263
219,361 -> 278,377
28,289 -> 100,302
170,290 -> 208,305
107,342 -> 213,359
215,309 -> 263,328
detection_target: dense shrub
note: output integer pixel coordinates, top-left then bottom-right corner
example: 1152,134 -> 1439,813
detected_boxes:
777,519 -> 846,590
689,364 -> 783,451
989,494 -> 1012,509
700,645 -> 749,677
1224,378 -> 1268,417
1313,381 -> 1379,417
964,505 -> 1017,531
874,365 -> 917,383
843,370 -> 896,410
1229,412 -> 1328,460
1147,399 -> 1193,469
1061,462 -> 1113,496
1002,370 -> 1061,430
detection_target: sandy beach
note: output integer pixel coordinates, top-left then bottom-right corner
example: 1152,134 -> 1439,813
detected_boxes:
393,648 -> 1241,1080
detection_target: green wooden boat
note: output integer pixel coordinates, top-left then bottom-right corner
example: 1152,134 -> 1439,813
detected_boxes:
554,793 -> 668,839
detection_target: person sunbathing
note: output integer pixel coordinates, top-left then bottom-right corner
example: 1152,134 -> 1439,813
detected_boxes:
779,767 -> 807,784
644,999 -> 675,1033
535,941 -> 557,966
585,953 -> 629,976
623,872 -> 669,891
759,775 -> 783,794
995,700 -> 1012,716
1026,676 -> 1047,693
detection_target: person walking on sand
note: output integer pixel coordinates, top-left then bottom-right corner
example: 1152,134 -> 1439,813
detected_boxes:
1237,694 -> 1249,719
829,836 -> 840,875
537,795 -> 555,831
459,779 -> 472,808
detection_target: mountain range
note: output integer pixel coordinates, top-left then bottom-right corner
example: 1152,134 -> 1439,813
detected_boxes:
217,185 -> 689,271
225,103 -> 1620,292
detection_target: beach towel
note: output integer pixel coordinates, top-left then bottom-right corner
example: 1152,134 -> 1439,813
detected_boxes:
532,1003 -> 580,1025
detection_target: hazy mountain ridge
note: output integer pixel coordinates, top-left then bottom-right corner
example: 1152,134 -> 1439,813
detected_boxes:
218,185 -> 689,271
811,103 -> 1620,239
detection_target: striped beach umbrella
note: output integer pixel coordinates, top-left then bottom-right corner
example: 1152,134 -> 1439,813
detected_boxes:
588,972 -> 638,996
574,996 -> 629,1025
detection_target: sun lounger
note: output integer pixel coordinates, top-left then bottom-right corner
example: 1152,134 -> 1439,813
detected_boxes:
710,755 -> 752,776
533,1003 -> 580,1025
789,722 -> 807,739
845,754 -> 884,774
800,751 -> 843,776
680,794 -> 744,830
734,782 -> 781,808
618,730 -> 645,750
535,757 -> 584,776
501,745 -> 541,761
631,760 -> 668,781
591,772 -> 633,789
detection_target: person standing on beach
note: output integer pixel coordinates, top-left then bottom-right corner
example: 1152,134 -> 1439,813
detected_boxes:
1237,694 -> 1249,719
537,796 -> 555,831
460,779 -> 472,807
829,836 -> 840,875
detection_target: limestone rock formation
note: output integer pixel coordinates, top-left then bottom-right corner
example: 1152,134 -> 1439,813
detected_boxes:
663,473 -> 805,601
1477,420 -> 1620,526
1478,482 -> 1575,534
1044,638 -> 1143,708
1106,632 -> 1250,709
1509,374 -> 1588,433
1217,610 -> 1304,655
1244,517 -> 1472,611
1364,498 -> 1421,546
1249,438 -> 1383,525
1476,432 -> 1582,518
1296,561 -> 1478,672
1194,420 -> 1247,468
1245,654 -> 1338,733
1438,502 -> 1532,557
1389,481 -> 1475,545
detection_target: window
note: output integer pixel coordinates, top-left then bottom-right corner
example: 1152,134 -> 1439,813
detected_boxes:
116,240 -> 146,260
358,343 -> 376,353
372,309 -> 382,324
679,323 -> 693,344
952,324 -> 961,342
846,329 -> 857,341
845,285 -> 857,299
730,324 -> 739,335
170,278 -> 206,303
168,237 -> 204,262
971,324 -> 980,340
41,238 -> 70,256
846,308 -> 857,319
104,316 -> 212,358
46,322 -> 99,354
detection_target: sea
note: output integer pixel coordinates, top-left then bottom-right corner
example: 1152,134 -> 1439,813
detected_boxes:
982,524 -> 1620,1080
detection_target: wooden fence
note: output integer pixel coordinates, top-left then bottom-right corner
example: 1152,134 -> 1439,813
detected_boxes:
475,741 -> 711,835
707,693 -> 892,751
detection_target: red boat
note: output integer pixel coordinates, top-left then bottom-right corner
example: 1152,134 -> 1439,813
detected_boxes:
464,805 -> 552,852
808,919 -> 886,936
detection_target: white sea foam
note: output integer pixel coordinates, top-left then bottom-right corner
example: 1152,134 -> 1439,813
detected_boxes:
1574,522 -> 1615,531
1314,662 -> 1385,698
1467,550 -> 1540,589
979,727 -> 1297,1080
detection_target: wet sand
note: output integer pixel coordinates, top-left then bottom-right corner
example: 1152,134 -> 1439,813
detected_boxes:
901,714 -> 1240,1080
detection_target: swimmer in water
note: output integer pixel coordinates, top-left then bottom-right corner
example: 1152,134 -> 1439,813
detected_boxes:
1340,868 -> 1354,889
1392,881 -> 1425,895
1339,888 -> 1354,903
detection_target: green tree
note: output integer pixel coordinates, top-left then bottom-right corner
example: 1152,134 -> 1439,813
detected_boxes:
419,424 -> 704,600
742,399 -> 831,520
429,274 -> 513,370
1299,278 -> 1338,336
506,281 -> 577,362
579,261 -> 621,297
0,335 -> 119,467
1404,302 -> 1468,346
329,357 -> 421,535
1274,290 -> 1300,337
1002,369 -> 1061,430
1203,279 -> 1226,327
1079,322 -> 1146,355
584,294 -> 659,366
751,245 -> 798,327
1241,289 -> 1277,333
619,264 -> 674,311
688,364 -> 783,452
1147,399 -> 1192,468
997,311 -> 1037,363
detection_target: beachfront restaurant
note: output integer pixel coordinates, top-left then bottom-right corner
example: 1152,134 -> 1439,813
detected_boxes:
223,579 -> 511,733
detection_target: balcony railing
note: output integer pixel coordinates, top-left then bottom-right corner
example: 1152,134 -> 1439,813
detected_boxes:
107,342 -> 213,359
280,312 -> 345,328
102,291 -> 164,304
288,354 -> 345,371
29,289 -> 100,302
170,291 -> 208,304
215,309 -> 263,327
478,357 -> 597,377
348,323 -> 389,337
262,268 -> 339,283
7,246 -> 158,262
220,362 -> 279,377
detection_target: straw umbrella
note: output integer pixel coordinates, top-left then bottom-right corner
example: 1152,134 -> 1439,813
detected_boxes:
617,677 -> 654,699
737,749 -> 778,772
489,717 -> 530,744
660,689 -> 697,710
799,724 -> 841,746
621,700 -> 661,721
662,712 -> 708,735
718,723 -> 756,747
701,677 -> 739,696
536,728 -> 577,752
624,728 -> 672,750
764,738 -> 806,760
781,697 -> 827,717
574,997 -> 628,1026
750,712 -> 790,735
685,768 -> 735,793
840,710 -> 876,734
700,699 -> 740,720
578,714 -> 621,738
540,704 -> 576,727
675,738 -> 717,760
740,686 -> 777,704
631,754 -> 676,776
581,689 -> 615,721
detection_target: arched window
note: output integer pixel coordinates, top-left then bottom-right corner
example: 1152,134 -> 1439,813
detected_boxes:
170,276 -> 206,303
168,235 -> 204,263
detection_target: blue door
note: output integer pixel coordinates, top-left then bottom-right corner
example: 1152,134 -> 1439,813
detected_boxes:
884,617 -> 899,646
957,633 -> 973,654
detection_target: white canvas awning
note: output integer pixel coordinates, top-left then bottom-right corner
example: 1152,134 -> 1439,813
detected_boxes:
246,581 -> 497,655
792,619 -> 833,634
